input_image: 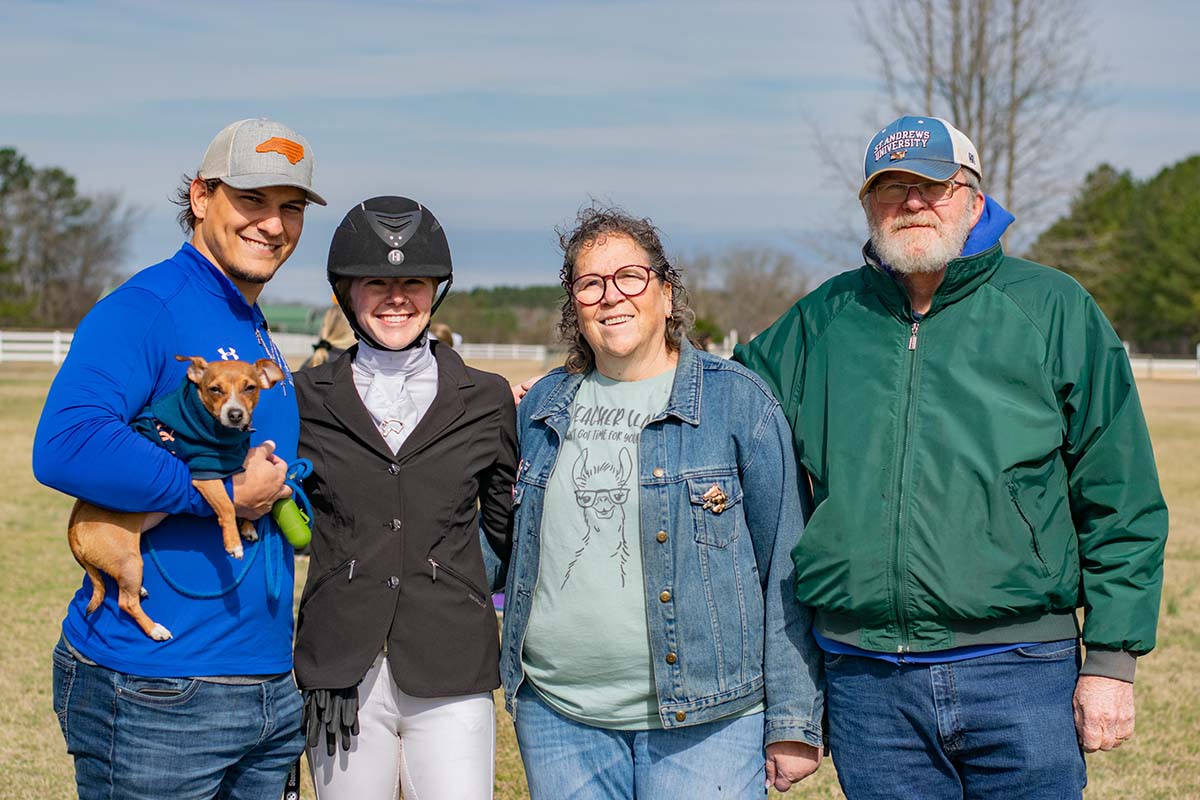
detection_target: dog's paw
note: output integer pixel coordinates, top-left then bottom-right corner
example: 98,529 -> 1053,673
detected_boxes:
150,624 -> 172,641
240,528 -> 259,543
228,545 -> 245,560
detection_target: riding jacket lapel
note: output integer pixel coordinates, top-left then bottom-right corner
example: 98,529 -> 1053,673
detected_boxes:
322,351 -> 398,462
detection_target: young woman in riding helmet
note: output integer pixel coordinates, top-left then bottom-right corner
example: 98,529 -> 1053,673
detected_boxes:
292,196 -> 516,799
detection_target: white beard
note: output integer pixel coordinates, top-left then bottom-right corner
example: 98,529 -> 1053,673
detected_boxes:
867,205 -> 976,275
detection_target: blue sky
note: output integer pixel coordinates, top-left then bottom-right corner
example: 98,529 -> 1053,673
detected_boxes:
2,0 -> 1197,305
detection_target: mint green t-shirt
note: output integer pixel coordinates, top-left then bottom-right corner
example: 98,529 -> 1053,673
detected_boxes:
522,368 -> 675,729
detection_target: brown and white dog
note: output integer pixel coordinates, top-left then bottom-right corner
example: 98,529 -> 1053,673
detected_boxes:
67,355 -> 284,641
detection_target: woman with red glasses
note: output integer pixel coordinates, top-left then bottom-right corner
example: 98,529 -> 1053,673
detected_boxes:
495,204 -> 825,797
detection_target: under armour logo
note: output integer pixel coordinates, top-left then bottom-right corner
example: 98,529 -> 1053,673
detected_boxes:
155,422 -> 177,443
217,347 -> 238,361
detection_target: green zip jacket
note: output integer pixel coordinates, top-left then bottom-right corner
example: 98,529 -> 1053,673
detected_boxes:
735,244 -> 1168,680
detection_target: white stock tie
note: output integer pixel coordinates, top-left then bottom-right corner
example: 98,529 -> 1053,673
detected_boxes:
363,371 -> 420,453
352,338 -> 437,455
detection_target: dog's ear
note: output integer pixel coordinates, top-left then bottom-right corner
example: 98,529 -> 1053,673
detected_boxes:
176,355 -> 209,384
255,359 -> 286,389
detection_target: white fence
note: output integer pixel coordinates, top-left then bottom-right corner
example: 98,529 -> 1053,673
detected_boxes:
4,330 -> 1194,377
458,343 -> 547,361
1129,356 -> 1200,379
0,330 -> 74,363
0,330 -> 548,365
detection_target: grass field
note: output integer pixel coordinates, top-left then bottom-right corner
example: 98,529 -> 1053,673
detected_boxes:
3,360 -> 1197,799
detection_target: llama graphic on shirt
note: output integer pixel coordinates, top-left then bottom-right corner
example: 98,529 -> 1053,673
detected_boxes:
563,447 -> 633,588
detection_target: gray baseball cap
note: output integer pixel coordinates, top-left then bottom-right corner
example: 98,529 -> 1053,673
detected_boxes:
198,118 -> 326,205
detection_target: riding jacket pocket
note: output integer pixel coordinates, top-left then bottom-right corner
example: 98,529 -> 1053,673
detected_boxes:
300,557 -> 357,606
428,556 -> 490,608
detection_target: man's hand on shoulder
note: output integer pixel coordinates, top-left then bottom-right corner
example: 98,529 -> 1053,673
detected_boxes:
1074,674 -> 1135,752
511,375 -> 543,405
765,740 -> 822,793
232,440 -> 290,520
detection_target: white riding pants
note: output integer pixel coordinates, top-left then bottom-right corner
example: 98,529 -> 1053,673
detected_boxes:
308,652 -> 495,800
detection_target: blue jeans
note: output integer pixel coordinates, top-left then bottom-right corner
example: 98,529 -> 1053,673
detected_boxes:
513,684 -> 767,798
824,639 -> 1087,800
52,637 -> 304,800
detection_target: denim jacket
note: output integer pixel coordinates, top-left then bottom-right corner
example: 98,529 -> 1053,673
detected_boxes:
499,342 -> 823,747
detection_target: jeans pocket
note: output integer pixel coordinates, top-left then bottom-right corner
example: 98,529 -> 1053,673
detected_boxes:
117,676 -> 202,708
51,642 -> 76,741
1014,639 -> 1078,660
823,652 -> 849,670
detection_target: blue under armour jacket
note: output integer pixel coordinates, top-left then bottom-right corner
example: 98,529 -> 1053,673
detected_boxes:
33,243 -> 299,677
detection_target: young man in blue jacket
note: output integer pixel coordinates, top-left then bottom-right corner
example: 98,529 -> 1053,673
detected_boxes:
34,118 -> 326,800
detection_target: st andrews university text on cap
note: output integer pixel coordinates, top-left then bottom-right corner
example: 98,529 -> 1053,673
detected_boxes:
859,115 -> 981,197
198,118 -> 327,206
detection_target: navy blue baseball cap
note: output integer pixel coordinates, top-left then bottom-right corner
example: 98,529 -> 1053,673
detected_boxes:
860,115 -> 981,197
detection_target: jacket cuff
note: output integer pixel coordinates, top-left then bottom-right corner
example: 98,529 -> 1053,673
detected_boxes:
1080,647 -> 1137,682
764,719 -> 823,749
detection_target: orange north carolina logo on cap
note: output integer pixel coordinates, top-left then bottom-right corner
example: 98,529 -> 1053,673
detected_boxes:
255,137 -> 305,165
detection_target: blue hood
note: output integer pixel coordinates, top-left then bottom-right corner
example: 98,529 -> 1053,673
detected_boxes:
961,194 -> 1014,257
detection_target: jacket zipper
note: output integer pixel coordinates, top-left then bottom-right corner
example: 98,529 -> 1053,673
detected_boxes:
892,319 -> 921,652
255,326 -> 290,396
309,557 -> 357,595
428,557 -> 488,608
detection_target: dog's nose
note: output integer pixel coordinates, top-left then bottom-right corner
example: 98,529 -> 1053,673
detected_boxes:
227,408 -> 245,426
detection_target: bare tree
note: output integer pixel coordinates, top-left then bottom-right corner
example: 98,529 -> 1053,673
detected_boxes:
856,0 -> 1097,245
0,148 -> 139,326
683,245 -> 811,341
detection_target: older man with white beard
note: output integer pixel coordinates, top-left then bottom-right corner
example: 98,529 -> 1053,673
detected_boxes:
736,116 -> 1167,799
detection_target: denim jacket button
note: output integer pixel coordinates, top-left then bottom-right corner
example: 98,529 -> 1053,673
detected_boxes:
665,652 -> 677,664
659,590 -> 671,603
675,711 -> 687,722
387,576 -> 400,589
388,464 -> 400,475
652,467 -> 665,478
656,530 -> 668,543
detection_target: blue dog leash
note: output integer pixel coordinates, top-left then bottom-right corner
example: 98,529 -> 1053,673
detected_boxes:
145,458 -> 314,602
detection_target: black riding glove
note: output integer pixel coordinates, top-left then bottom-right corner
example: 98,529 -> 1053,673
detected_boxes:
302,687 -> 360,757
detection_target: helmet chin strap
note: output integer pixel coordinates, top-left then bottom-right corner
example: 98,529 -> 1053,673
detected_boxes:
430,275 -> 453,315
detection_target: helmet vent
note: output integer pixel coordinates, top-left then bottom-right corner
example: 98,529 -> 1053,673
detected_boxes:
365,208 -> 424,250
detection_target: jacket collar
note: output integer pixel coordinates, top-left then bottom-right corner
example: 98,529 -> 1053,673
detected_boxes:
173,242 -> 265,326
531,339 -> 702,427
862,239 -> 1005,318
320,340 -> 474,463
861,193 -> 1014,318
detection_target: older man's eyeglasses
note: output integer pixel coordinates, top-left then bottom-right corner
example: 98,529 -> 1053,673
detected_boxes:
872,179 -> 972,205
570,265 -> 658,306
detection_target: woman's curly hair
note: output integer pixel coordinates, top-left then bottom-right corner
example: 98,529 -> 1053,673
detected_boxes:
557,204 -> 694,374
